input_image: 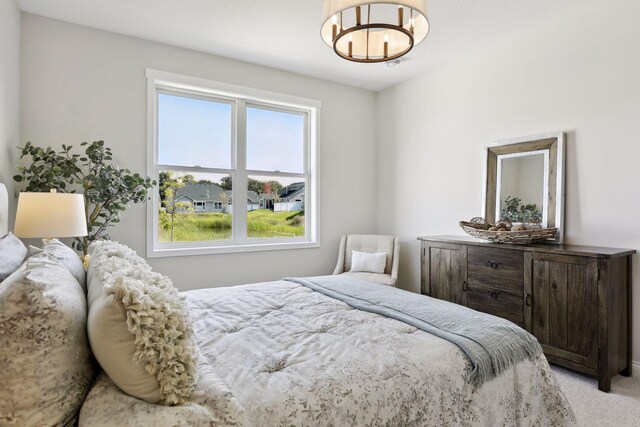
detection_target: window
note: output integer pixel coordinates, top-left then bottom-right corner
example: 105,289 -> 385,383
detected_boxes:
147,70 -> 320,257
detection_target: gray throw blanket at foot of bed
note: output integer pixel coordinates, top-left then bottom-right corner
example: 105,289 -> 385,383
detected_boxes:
286,275 -> 542,387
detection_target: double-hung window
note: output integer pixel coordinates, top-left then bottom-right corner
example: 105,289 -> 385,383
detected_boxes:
146,70 -> 320,257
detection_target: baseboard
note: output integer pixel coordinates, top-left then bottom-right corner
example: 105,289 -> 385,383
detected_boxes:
632,361 -> 640,378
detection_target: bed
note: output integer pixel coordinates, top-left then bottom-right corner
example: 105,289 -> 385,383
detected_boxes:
0,187 -> 575,426
79,277 -> 576,426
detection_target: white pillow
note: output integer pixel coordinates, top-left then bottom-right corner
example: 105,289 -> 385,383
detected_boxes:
350,250 -> 387,274
0,232 -> 27,281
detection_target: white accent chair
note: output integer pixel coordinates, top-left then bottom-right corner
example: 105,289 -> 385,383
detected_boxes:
333,234 -> 400,286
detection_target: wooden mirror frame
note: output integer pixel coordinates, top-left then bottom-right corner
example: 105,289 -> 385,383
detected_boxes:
483,132 -> 566,243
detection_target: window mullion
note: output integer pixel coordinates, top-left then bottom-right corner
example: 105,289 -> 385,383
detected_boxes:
156,164 -> 235,175
234,99 -> 248,242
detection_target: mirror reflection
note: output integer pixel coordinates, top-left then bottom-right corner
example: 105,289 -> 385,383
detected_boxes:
498,154 -> 545,224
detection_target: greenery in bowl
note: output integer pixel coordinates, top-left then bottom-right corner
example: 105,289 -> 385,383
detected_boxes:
500,196 -> 543,223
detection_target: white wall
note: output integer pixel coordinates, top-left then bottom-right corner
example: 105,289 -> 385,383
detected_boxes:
20,14 -> 377,290
376,1 -> 640,363
0,0 -> 21,228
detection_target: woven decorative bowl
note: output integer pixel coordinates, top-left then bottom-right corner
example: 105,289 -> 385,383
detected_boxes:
459,221 -> 558,244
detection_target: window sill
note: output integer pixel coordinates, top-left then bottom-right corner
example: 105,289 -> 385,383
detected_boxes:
147,240 -> 320,258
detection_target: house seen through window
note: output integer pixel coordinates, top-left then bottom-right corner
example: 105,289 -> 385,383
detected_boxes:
148,71 -> 319,256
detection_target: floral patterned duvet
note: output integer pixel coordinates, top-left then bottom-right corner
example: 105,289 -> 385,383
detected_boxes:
79,280 -> 576,426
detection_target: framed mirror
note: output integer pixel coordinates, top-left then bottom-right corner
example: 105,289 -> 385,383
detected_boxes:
483,132 -> 566,243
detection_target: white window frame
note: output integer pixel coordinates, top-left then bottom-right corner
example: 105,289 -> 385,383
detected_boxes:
194,201 -> 206,212
146,69 -> 321,257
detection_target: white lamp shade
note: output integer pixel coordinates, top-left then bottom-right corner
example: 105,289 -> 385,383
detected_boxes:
14,191 -> 88,238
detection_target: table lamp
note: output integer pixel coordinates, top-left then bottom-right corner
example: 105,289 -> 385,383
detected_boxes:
14,189 -> 88,240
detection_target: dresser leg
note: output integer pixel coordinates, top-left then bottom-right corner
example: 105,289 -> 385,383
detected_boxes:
625,260 -> 633,378
598,373 -> 611,392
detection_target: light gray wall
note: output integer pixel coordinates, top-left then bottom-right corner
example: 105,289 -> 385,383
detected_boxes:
20,14 -> 378,290
376,1 -> 640,363
0,0 -> 21,229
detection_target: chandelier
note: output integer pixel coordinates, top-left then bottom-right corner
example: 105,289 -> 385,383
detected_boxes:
321,1 -> 429,63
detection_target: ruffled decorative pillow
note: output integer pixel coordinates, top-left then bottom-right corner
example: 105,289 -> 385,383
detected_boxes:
87,241 -> 198,405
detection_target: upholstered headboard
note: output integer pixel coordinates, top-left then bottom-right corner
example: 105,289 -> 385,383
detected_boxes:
0,183 -> 8,236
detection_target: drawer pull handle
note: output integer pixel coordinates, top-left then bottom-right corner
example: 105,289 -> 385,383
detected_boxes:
489,291 -> 500,300
525,293 -> 532,306
462,281 -> 468,292
488,261 -> 500,269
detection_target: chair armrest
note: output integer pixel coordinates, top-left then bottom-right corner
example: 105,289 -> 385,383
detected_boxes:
332,235 -> 347,275
390,238 -> 400,283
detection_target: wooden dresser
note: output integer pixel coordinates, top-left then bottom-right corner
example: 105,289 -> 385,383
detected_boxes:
418,235 -> 635,391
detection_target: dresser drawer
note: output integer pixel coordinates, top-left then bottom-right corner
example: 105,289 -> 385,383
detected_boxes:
468,246 -> 523,270
468,246 -> 523,292
467,283 -> 524,326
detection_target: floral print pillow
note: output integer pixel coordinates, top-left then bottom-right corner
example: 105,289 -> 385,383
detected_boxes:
0,252 -> 96,426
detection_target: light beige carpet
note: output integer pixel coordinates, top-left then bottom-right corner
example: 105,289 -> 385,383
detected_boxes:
552,366 -> 640,426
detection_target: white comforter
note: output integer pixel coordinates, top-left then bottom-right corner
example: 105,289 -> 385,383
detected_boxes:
79,280 -> 576,426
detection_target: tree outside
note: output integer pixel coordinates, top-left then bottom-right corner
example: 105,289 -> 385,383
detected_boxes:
159,172 -> 194,242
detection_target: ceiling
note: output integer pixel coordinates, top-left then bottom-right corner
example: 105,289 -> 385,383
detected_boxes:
16,0 -> 597,91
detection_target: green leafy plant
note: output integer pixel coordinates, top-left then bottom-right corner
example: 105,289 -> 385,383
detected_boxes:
500,196 -> 543,223
158,171 -> 194,242
13,141 -> 156,255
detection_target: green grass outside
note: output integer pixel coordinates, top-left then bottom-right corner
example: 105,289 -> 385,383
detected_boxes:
159,209 -> 304,242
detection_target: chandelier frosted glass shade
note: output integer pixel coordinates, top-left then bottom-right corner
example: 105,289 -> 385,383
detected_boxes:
321,0 -> 429,63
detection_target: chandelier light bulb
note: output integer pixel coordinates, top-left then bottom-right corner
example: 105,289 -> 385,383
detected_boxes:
331,14 -> 338,41
383,31 -> 389,58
